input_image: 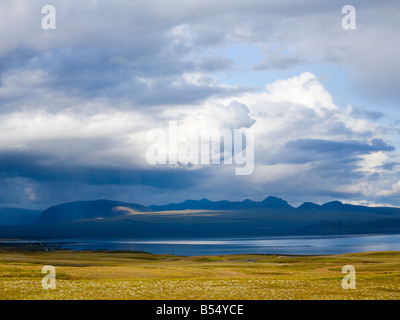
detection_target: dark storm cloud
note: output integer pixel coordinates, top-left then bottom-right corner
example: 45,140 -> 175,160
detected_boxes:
0,49 -> 37,76
0,151 -> 209,189
0,46 -> 248,111
286,138 -> 394,156
349,106 -> 383,120
262,138 -> 395,166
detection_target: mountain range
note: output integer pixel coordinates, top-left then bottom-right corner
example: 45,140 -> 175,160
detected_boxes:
0,196 -> 400,238
38,199 -> 150,224
148,196 -> 293,211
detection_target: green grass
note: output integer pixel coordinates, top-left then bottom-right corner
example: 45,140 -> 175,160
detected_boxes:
0,249 -> 399,300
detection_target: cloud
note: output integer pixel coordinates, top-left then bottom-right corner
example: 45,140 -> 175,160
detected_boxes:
0,1 -> 399,207
208,72 -> 398,203
1,70 -> 396,207
376,181 -> 400,197
254,48 -> 308,71
347,105 -> 383,120
198,55 -> 234,72
285,138 -> 394,156
2,1 -> 400,105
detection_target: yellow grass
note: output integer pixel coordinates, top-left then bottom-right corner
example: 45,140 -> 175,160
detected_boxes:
0,249 -> 399,300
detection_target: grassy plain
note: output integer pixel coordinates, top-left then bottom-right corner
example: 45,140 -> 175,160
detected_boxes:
0,246 -> 399,300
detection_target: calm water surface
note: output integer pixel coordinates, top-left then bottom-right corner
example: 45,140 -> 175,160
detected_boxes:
10,234 -> 400,256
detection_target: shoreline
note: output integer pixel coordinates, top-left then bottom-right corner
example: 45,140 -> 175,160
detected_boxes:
0,241 -> 399,257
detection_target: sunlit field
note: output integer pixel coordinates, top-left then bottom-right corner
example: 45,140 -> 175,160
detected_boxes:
0,246 -> 399,300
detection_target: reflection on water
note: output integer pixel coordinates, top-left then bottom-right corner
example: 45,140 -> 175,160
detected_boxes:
12,234 -> 399,256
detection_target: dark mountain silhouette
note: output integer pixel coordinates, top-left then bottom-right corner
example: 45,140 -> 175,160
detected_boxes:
261,196 -> 293,209
1,196 -> 400,239
148,196 -> 293,211
31,197 -> 400,226
318,201 -> 400,214
321,200 -> 350,210
38,199 -> 150,224
297,202 -> 321,210
296,200 -> 400,214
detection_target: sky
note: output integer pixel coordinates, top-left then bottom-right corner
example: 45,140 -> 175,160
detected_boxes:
1,0 -> 400,209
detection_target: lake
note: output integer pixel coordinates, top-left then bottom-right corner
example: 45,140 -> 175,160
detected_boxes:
6,234 -> 400,256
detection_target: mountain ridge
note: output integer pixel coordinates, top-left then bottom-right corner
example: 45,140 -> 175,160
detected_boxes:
148,196 -> 293,211
5,196 -> 400,226
38,199 -> 150,224
1,196 -> 400,238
